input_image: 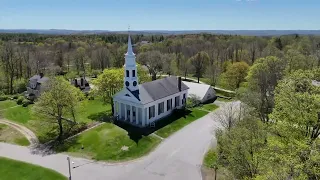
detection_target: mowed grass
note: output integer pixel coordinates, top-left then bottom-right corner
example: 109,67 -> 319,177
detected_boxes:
58,123 -> 161,161
201,104 -> 219,112
155,108 -> 209,138
3,106 -> 32,124
0,124 -> 30,146
0,100 -> 17,110
0,157 -> 66,180
2,99 -> 111,143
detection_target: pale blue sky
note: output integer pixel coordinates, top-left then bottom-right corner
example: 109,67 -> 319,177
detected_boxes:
0,0 -> 319,30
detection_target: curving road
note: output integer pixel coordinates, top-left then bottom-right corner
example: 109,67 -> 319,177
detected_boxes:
0,102 -> 239,180
0,119 -> 39,145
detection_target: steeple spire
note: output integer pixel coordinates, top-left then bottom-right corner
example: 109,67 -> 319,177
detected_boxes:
126,26 -> 134,56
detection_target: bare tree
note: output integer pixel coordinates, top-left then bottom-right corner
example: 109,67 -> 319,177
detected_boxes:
212,102 -> 241,131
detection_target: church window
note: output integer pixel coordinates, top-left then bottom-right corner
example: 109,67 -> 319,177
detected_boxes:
175,96 -> 180,107
149,105 -> 155,119
126,70 -> 129,77
167,99 -> 172,111
125,81 -> 130,87
132,70 -> 136,77
158,102 -> 164,115
133,81 -> 137,86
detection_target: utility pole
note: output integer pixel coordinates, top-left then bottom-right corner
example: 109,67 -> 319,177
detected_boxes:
67,157 -> 72,180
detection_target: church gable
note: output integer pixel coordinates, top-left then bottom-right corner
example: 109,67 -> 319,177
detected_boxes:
113,88 -> 141,104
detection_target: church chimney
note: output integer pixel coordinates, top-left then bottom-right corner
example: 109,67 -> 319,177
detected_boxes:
178,76 -> 182,91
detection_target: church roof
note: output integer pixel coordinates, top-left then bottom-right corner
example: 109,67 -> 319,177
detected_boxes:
128,76 -> 189,104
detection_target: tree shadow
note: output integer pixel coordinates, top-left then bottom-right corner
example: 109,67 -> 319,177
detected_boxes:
114,109 -> 192,143
87,111 -> 113,122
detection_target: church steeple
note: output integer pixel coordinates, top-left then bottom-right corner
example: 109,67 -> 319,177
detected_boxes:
124,32 -> 139,91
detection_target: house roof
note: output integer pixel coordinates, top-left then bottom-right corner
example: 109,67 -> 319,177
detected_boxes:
182,81 -> 212,100
127,76 -> 189,104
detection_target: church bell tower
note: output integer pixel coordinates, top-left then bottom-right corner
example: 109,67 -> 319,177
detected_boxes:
124,33 -> 139,91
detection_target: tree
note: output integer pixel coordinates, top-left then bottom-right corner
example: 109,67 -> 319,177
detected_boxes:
216,117 -> 267,179
223,61 -> 249,90
32,77 -> 83,142
190,51 -> 209,83
137,51 -> 163,81
0,42 -> 17,94
75,47 -> 88,77
92,47 -> 111,71
245,56 -> 286,122
92,66 -> 151,103
213,102 -> 241,131
205,60 -> 220,86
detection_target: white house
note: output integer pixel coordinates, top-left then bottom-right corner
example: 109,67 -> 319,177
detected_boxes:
182,81 -> 216,103
113,35 -> 189,127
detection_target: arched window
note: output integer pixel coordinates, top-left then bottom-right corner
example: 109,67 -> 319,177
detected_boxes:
132,70 -> 136,77
126,70 -> 129,77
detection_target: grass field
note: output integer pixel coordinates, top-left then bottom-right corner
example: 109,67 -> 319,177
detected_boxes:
155,108 -> 209,138
2,98 -> 111,143
0,157 -> 66,180
201,104 -> 219,112
0,124 -> 30,146
0,100 -> 17,110
58,123 -> 161,161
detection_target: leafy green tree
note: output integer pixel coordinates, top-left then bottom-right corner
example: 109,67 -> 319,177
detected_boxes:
137,50 -> 163,81
245,56 -> 286,122
92,66 -> 151,103
222,61 -> 249,90
32,77 -> 83,142
190,51 -> 209,83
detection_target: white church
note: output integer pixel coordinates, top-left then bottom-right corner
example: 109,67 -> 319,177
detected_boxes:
113,34 -> 189,127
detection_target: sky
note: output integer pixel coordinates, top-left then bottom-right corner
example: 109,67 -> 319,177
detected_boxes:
0,0 -> 319,30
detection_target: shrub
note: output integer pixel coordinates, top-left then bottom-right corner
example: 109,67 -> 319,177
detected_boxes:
13,79 -> 27,93
12,95 -> 19,99
17,96 -> 25,105
187,94 -> 202,108
0,95 -> 9,101
22,99 -> 31,107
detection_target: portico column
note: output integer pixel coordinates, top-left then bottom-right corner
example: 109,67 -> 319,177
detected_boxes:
124,105 -> 127,121
136,108 -> 139,125
146,107 -> 149,126
130,106 -> 133,123
142,108 -> 145,127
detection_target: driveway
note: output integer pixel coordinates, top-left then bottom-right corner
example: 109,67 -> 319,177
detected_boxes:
0,102 -> 238,180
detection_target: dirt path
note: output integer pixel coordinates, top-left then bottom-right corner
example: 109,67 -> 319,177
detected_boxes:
0,119 -> 39,146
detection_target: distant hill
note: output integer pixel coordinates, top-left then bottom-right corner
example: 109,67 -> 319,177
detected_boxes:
1,29 -> 320,36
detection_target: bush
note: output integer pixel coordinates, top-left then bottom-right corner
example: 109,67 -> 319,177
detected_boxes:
22,99 -> 31,107
12,95 -> 19,99
17,96 -> 25,105
187,94 -> 202,108
0,95 -> 9,101
13,79 -> 27,94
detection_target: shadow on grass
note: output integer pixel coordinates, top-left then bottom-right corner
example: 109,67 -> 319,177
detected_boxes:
114,109 -> 193,143
87,110 -> 113,122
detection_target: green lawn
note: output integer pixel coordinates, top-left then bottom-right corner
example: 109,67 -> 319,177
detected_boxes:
201,104 -> 219,112
0,157 -> 66,180
0,124 -> 30,146
3,106 -> 32,124
0,100 -> 17,110
58,123 -> 161,161
155,108 -> 209,138
2,99 -> 111,143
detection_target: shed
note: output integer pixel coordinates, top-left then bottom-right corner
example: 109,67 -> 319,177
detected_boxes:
183,81 -> 216,103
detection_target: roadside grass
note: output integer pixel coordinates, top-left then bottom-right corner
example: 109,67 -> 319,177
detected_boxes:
0,124 -> 30,146
56,123 -> 161,161
0,100 -> 17,110
155,108 -> 209,138
0,157 -> 67,180
2,98 -> 111,143
201,104 -> 219,112
203,149 -> 218,168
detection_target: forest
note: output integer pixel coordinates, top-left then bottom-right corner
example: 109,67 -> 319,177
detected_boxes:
0,32 -> 320,179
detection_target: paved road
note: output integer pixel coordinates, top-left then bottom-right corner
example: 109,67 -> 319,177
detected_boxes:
0,102 -> 238,180
0,119 -> 39,145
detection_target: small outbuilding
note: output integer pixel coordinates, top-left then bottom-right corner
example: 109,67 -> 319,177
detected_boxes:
182,81 -> 216,103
